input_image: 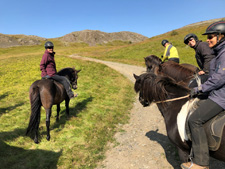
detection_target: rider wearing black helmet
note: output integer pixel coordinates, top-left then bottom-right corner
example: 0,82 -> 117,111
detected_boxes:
161,39 -> 180,63
184,33 -> 215,76
44,41 -> 54,49
40,41 -> 77,99
181,21 -> 225,169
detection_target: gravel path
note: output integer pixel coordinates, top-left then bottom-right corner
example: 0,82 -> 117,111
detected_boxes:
69,55 -> 225,169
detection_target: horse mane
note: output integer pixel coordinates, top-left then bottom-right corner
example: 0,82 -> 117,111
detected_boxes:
57,67 -> 75,76
161,61 -> 194,83
135,72 -> 190,104
145,55 -> 162,66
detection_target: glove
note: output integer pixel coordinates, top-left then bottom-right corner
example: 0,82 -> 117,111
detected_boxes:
190,88 -> 198,98
161,55 -> 163,58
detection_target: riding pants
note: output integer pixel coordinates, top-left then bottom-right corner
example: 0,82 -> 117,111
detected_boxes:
188,99 -> 223,166
50,75 -> 74,98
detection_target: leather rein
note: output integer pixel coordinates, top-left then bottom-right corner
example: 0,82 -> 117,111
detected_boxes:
154,94 -> 190,104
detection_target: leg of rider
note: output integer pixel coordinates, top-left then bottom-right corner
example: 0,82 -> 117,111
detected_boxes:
188,99 -> 223,166
51,75 -> 74,98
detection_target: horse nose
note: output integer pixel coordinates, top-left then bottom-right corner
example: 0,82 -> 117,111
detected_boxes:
73,85 -> 77,90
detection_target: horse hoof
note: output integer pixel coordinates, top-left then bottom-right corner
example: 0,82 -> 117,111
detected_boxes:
46,136 -> 50,141
34,140 -> 39,144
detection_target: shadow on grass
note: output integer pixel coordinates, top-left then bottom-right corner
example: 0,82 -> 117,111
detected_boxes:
0,103 -> 24,116
0,140 -> 62,169
0,92 -> 9,100
51,96 -> 93,130
0,92 -> 24,116
0,128 -> 62,169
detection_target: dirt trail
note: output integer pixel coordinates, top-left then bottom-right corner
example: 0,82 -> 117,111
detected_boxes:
69,55 -> 225,169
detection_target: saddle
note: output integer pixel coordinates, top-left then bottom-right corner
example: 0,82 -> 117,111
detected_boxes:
178,99 -> 225,151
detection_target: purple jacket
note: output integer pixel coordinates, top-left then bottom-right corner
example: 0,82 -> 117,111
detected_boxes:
40,50 -> 57,77
197,41 -> 225,109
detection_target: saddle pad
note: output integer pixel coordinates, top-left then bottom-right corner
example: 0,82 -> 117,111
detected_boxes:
177,98 -> 200,142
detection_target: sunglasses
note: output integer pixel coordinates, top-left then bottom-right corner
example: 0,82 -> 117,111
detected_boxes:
207,34 -> 216,40
185,38 -> 194,45
47,47 -> 53,49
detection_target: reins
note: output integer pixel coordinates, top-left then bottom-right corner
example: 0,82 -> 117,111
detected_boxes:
154,94 -> 190,103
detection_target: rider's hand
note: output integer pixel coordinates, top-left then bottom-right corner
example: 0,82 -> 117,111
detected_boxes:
190,88 -> 198,98
198,70 -> 205,75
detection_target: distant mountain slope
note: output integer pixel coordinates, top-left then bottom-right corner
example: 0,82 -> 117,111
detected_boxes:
59,30 -> 148,46
0,34 -> 46,48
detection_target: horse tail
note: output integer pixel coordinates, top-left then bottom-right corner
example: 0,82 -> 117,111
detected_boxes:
26,84 -> 41,135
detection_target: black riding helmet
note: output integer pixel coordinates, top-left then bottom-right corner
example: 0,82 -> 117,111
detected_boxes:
184,33 -> 198,44
44,41 -> 54,49
203,21 -> 225,48
202,21 -> 225,35
161,39 -> 169,46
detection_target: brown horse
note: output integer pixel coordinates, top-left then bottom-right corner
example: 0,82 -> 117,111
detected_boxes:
133,72 -> 225,163
144,55 -> 199,84
26,67 -> 80,143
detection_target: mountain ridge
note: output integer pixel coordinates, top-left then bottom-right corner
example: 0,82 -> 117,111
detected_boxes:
1,17 -> 224,48
0,30 -> 148,48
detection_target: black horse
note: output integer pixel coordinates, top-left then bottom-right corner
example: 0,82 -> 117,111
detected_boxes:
26,67 -> 81,143
133,72 -> 225,163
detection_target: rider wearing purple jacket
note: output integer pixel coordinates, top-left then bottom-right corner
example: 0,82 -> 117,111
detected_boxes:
40,41 -> 76,99
181,21 -> 225,169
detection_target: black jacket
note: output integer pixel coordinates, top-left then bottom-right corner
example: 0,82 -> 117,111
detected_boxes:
193,41 -> 215,74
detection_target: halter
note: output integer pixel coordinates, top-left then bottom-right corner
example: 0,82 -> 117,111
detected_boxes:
154,94 -> 190,104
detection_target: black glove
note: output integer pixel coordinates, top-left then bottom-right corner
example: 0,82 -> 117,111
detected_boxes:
161,55 -> 163,58
190,88 -> 198,98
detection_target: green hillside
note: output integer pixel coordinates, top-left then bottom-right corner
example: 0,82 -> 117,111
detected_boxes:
99,18 -> 225,67
0,17 -> 224,169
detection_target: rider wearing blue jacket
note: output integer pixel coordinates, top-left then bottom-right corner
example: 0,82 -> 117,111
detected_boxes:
181,21 -> 225,169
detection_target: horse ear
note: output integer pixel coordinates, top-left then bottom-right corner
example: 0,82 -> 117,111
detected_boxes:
77,69 -> 81,73
133,74 -> 139,79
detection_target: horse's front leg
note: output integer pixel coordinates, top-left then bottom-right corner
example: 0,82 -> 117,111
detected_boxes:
45,108 -> 52,141
65,97 -> 70,117
56,104 -> 60,122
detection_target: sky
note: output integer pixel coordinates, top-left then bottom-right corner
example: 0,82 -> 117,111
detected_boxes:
1,0 -> 225,39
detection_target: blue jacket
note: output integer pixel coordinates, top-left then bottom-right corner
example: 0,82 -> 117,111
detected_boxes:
198,40 -> 225,109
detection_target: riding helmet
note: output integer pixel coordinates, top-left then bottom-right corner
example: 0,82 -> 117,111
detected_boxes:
161,39 -> 169,46
44,41 -> 54,49
202,21 -> 225,35
184,33 -> 198,44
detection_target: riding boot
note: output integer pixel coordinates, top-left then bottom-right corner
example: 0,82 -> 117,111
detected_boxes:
181,162 -> 209,169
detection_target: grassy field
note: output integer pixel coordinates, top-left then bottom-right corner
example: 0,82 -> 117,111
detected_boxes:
0,48 -> 135,169
1,18 -> 224,169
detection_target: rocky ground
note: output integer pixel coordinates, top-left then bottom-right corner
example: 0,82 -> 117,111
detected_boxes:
70,55 -> 225,169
